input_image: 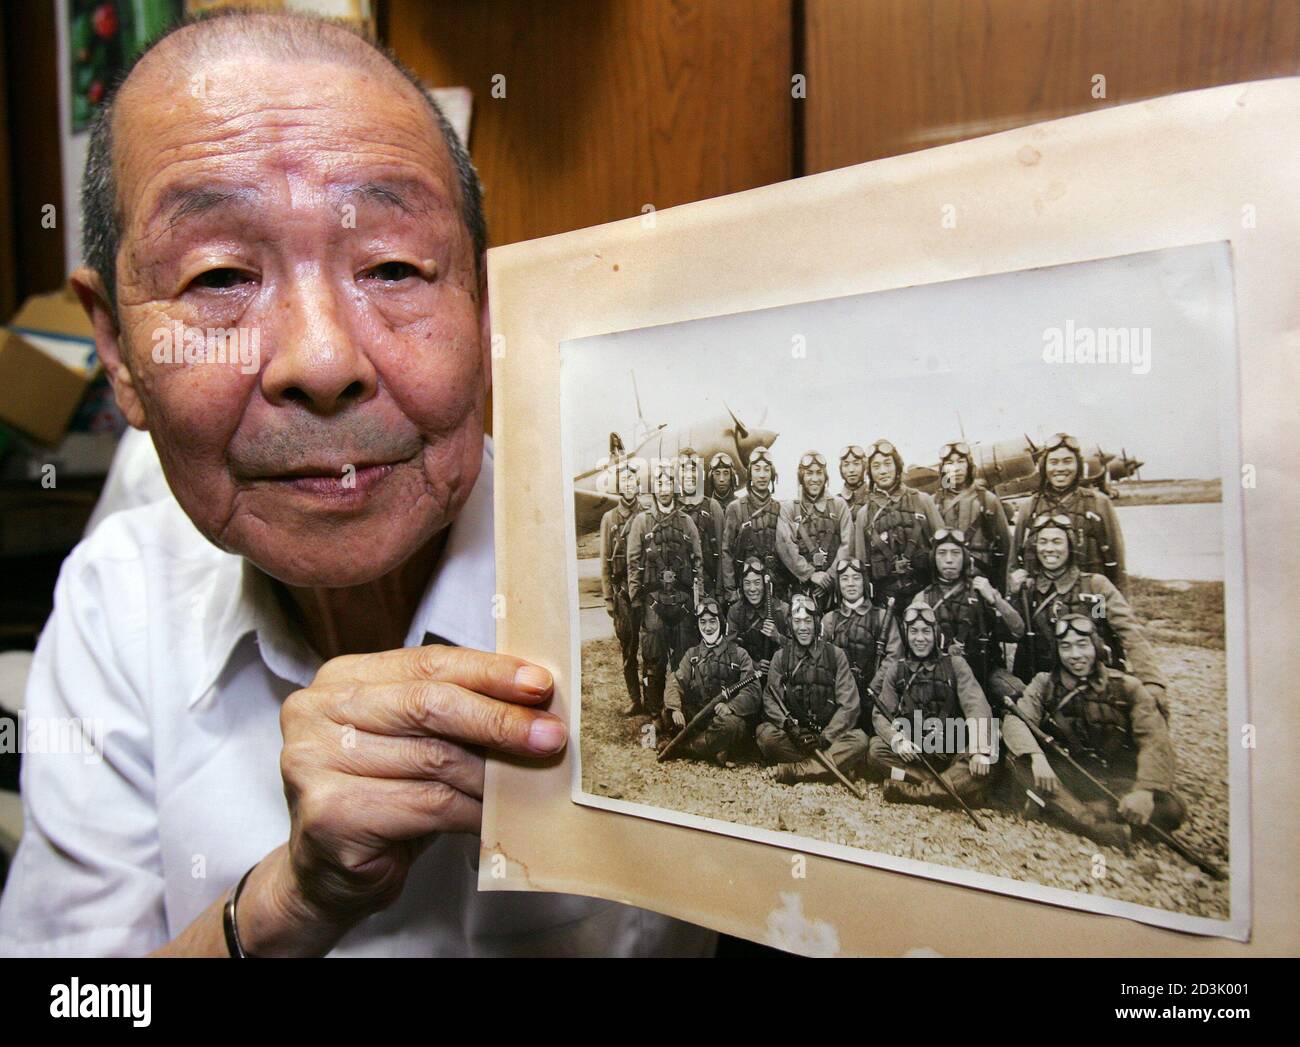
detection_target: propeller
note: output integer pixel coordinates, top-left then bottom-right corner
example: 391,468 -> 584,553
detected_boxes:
723,402 -> 749,441
1024,433 -> 1042,461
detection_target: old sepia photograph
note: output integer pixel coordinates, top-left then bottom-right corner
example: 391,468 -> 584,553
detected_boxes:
560,242 -> 1247,937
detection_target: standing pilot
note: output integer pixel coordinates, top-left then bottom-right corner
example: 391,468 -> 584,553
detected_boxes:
776,450 -> 853,609
933,440 -> 1011,591
722,446 -> 783,603
1009,432 -> 1127,592
600,456 -> 648,715
853,438 -> 943,611
627,459 -> 704,728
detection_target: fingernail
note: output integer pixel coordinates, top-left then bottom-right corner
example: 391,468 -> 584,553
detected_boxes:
515,665 -> 553,695
528,716 -> 567,753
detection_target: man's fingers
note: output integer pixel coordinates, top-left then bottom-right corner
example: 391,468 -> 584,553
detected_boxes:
354,777 -> 484,838
315,644 -> 553,705
333,732 -> 486,799
324,680 -> 567,756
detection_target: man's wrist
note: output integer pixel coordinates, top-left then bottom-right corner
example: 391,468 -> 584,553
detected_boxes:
237,846 -> 350,958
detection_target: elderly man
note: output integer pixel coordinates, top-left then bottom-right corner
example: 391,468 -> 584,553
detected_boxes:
0,12 -> 711,958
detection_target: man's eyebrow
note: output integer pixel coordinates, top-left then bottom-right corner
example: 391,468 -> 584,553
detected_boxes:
342,179 -> 441,215
152,186 -> 261,232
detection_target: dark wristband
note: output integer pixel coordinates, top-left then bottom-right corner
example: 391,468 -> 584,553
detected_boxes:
223,864 -> 258,958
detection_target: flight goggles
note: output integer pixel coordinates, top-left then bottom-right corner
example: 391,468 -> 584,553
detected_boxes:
834,557 -> 865,576
840,444 -> 867,461
1054,614 -> 1097,638
933,528 -> 967,545
708,452 -> 733,470
749,447 -> 776,468
903,603 -> 937,626
799,452 -> 828,468
868,439 -> 896,458
940,441 -> 971,459
790,594 -> 819,619
741,557 -> 767,580
1045,432 -> 1081,453
696,598 -> 722,619
1030,513 -> 1073,532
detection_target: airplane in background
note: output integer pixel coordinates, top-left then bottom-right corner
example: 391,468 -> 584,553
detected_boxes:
903,433 -> 1144,501
572,372 -> 779,534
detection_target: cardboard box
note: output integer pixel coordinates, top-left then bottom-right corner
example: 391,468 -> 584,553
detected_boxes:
0,287 -> 99,445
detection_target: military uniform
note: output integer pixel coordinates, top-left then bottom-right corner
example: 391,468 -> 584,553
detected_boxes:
841,481 -> 871,522
821,599 -> 891,726
599,495 -> 647,706
852,484 -> 944,608
722,491 -> 784,602
934,482 -> 1011,591
679,491 -> 726,600
663,637 -> 761,762
1001,665 -> 1185,843
757,639 -> 870,783
1012,564 -> 1168,715
867,651 -> 995,807
911,579 -> 1024,703
775,495 -> 853,605
627,502 -> 704,719
1010,486 -> 1127,592
727,593 -> 790,675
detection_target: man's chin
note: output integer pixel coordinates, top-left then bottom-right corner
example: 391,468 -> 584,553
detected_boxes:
244,533 -> 429,589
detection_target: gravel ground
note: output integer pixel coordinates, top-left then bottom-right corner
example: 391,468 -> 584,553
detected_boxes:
578,595 -> 1232,919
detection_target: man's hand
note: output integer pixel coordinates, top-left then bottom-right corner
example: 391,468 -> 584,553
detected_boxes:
969,753 -> 992,777
947,639 -> 966,658
758,658 -> 771,675
971,575 -> 998,604
1008,568 -> 1029,596
670,709 -> 686,730
1118,789 -> 1156,826
810,570 -> 832,593
276,645 -> 564,944
760,618 -> 778,640
1029,753 -> 1058,794
713,702 -> 732,719
891,734 -> 921,763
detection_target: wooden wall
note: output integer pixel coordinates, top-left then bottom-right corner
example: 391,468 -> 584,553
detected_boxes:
384,0 -> 795,249
384,0 -> 1300,247
803,0 -> 1300,173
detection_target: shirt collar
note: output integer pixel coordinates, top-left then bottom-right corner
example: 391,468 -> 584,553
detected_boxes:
1034,564 -> 1080,595
188,439 -> 496,708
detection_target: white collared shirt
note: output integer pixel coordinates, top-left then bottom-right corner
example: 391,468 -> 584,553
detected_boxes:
0,442 -> 713,957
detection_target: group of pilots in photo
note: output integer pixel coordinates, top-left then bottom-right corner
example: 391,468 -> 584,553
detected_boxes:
597,434 -> 1186,851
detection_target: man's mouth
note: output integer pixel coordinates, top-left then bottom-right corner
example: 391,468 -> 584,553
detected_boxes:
256,459 -> 406,499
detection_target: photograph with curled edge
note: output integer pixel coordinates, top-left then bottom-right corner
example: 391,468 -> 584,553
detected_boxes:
559,242 -> 1249,939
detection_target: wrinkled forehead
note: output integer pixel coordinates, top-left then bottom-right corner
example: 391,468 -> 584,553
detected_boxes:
113,51 -> 453,235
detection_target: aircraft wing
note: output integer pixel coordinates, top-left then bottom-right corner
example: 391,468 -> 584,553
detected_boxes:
574,487 -> 620,536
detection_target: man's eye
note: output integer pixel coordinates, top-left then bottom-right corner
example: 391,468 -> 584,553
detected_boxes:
364,261 -> 420,282
189,268 -> 255,290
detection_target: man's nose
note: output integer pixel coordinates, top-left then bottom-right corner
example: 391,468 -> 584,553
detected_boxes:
260,279 -> 378,412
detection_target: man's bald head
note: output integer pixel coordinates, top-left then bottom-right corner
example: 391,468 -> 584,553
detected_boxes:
82,9 -> 484,321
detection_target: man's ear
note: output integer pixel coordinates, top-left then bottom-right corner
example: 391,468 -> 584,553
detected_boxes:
477,259 -> 491,396
69,265 -> 147,430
